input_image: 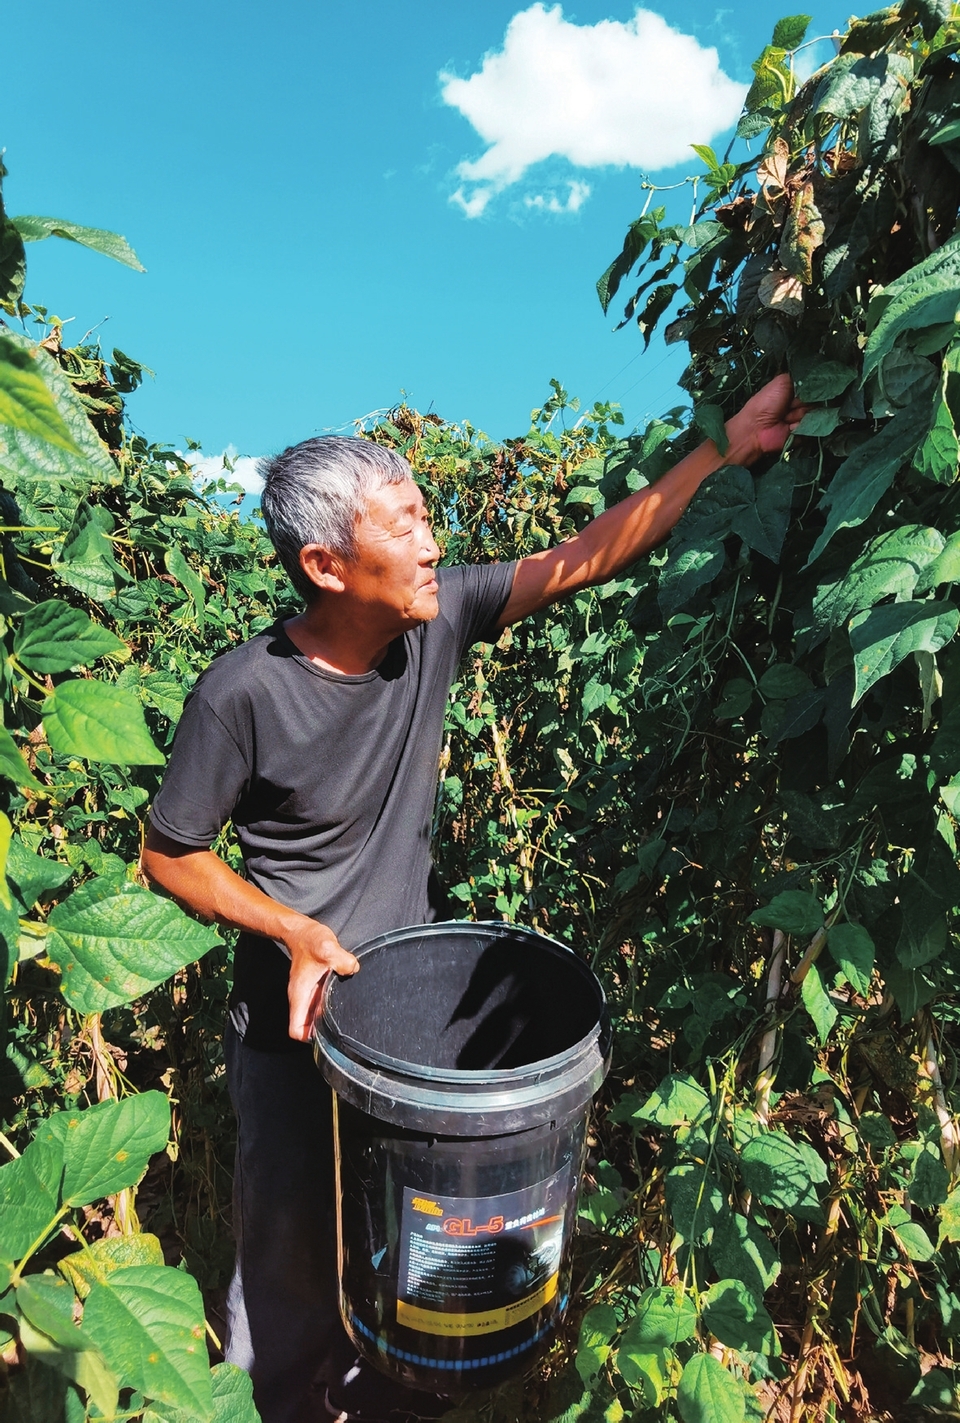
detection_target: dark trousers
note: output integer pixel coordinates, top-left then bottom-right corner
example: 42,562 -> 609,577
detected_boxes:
223,1016 -> 346,1423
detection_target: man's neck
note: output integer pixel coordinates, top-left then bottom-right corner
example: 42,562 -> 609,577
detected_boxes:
282,600 -> 397,675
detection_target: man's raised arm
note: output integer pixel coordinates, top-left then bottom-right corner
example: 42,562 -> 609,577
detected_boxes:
496,374 -> 804,629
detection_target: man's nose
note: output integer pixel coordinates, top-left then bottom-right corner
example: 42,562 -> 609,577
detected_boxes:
423,529 -> 441,563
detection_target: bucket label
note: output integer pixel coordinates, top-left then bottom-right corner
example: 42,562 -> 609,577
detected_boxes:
396,1169 -> 569,1338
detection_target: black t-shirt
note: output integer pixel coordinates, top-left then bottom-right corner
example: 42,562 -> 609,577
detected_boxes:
150,561 -> 516,1047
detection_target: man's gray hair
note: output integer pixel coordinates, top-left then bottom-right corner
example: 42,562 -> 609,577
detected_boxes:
259,436 -> 413,600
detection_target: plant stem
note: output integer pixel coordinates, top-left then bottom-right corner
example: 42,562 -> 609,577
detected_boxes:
755,930 -> 786,1125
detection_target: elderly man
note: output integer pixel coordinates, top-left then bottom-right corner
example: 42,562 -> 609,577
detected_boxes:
142,376 -> 802,1423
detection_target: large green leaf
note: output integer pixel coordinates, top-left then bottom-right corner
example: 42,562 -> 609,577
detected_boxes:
811,525 -> 944,636
59,1232 -> 165,1299
38,1092 -> 170,1206
11,216 -> 145,271
144,1363 -> 260,1423
677,1354 -> 746,1423
0,725 -> 45,795
42,678 -> 164,765
46,876 -> 220,1013
635,1072 -> 711,1127
814,52 -> 890,120
863,233 -> 960,379
622,1286 -> 698,1350
747,890 -> 823,937
772,15 -> 811,49
701,1279 -> 777,1353
0,336 -> 79,453
0,332 -> 118,488
849,600 -> 959,701
5,835 -> 72,912
826,922 -> 875,995
15,599 -> 126,673
81,1265 -> 213,1419
801,962 -> 838,1045
0,1131 -> 65,1260
806,402 -> 932,565
55,502 -> 129,602
740,1130 -> 827,1220
165,547 -> 206,628
16,1275 -> 119,1419
575,1304 -> 619,1384
665,1162 -> 724,1243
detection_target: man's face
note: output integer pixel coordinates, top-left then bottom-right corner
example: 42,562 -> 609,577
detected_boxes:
341,478 -> 441,627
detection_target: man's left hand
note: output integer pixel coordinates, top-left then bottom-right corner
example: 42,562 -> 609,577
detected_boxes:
725,373 -> 806,467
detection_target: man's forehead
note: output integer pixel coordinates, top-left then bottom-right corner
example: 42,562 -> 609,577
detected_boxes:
361,477 -> 424,524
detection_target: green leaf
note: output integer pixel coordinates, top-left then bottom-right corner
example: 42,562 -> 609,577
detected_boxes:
597,210 -> 663,315
772,14 -> 811,48
576,1304 -> 619,1383
909,1144 -> 950,1208
748,890 -> 823,937
46,876 -> 220,1013
0,218 -> 26,307
665,1163 -> 724,1243
16,1278 -> 119,1422
794,407 -> 840,437
635,1072 -> 711,1127
81,1265 -> 213,1419
801,963 -> 838,1045
164,547 -> 206,628
885,1209 -> 936,1262
5,836 -> 71,912
55,502 -> 129,602
701,1279 -> 777,1353
913,398 -> 960,483
864,233 -> 960,380
38,1092 -> 170,1206
677,1353 -> 746,1423
759,664 -> 813,699
826,922 -> 875,995
638,282 -> 679,346
815,52 -> 894,120
691,144 -> 720,171
659,543 -> 724,615
59,1233 -> 165,1299
42,678 -> 164,765
812,525 -> 945,635
0,332 -> 118,489
940,1185 -> 960,1244
15,600 -> 126,673
806,401 -> 932,565
711,1206 -> 779,1297
793,361 -> 856,404
0,336 -> 79,454
623,1286 -> 698,1350
693,404 -> 729,456
849,600 -> 959,702
740,1131 -> 826,1220
0,1130 -> 65,1260
11,216 -> 145,271
615,1343 -> 668,1404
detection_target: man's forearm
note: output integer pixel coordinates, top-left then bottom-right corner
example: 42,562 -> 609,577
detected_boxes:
142,827 -> 307,945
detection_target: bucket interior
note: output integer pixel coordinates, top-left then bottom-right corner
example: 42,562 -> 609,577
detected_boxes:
324,927 -> 602,1073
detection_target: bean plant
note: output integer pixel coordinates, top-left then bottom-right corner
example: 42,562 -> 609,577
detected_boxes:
5,6 -> 960,1421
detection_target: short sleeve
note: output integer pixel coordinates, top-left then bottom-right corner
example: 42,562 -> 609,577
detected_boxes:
438,562 -> 516,656
149,689 -> 252,847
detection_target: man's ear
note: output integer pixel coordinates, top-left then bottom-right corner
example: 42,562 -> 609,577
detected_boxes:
298,544 -> 348,595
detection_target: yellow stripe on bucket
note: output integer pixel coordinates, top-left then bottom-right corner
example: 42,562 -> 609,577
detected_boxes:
396,1273 -> 558,1337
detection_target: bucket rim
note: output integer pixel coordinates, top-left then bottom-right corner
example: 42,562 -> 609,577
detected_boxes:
314,919 -> 608,1087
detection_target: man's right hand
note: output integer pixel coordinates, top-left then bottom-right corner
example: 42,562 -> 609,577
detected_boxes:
284,916 -> 360,1042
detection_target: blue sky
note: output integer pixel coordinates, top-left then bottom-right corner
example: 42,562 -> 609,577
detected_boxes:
5,2 -> 837,483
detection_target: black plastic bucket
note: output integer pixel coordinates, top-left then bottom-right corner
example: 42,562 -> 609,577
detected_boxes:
314,921 -> 611,1392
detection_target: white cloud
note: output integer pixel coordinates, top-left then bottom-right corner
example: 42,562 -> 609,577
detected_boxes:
442,4 -> 746,216
186,446 -> 263,495
524,179 -> 592,214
